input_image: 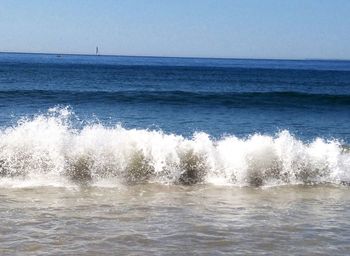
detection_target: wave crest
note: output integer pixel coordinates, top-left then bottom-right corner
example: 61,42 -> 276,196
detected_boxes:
0,108 -> 349,187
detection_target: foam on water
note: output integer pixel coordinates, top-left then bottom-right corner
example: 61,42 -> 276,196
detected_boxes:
0,108 -> 349,188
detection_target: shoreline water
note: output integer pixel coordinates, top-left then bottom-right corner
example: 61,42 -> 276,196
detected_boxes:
1,184 -> 350,255
0,52 -> 349,254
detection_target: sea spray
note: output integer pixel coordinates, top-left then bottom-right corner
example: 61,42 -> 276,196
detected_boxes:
0,108 -> 349,187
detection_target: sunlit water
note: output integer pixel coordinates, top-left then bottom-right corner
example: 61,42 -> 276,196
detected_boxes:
1,53 -> 350,254
1,185 -> 350,255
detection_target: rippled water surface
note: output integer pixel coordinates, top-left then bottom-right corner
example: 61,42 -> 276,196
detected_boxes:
1,53 -> 350,254
1,185 -> 349,255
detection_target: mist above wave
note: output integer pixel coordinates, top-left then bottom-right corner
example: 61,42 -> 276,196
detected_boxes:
0,107 -> 348,188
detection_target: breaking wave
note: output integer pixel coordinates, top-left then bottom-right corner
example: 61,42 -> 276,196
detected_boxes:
0,107 -> 349,188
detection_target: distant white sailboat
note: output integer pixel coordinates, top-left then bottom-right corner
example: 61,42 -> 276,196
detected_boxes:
96,46 -> 99,55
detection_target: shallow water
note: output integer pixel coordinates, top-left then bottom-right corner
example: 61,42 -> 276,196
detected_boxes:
0,184 -> 349,255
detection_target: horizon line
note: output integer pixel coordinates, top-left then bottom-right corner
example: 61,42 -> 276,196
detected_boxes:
1,50 -> 350,62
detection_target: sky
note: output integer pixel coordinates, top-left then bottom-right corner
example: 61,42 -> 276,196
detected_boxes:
0,0 -> 349,59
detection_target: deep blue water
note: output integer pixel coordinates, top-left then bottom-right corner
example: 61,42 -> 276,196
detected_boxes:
0,52 -> 349,142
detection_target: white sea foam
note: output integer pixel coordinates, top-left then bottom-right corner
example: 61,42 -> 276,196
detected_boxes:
0,108 -> 349,187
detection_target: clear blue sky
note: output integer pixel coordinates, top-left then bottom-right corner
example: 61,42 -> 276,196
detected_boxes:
1,0 -> 349,59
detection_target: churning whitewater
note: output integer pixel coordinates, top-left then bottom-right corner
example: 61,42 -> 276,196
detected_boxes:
0,108 -> 349,188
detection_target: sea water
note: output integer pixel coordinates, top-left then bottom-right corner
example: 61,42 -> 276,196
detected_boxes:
0,53 -> 349,255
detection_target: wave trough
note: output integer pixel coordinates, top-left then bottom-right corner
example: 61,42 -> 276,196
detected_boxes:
0,108 -> 349,188
1,90 -> 350,107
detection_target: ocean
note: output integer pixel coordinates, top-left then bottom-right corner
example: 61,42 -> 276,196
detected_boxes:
0,52 -> 350,255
